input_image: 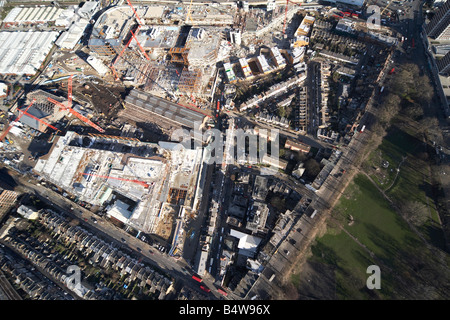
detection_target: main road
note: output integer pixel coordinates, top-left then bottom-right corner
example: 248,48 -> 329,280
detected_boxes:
8,169 -> 224,298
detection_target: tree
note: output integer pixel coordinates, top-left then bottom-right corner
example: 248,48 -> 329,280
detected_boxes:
270,195 -> 286,212
368,119 -> 387,149
404,103 -> 424,120
294,151 -> 308,162
278,105 -> 287,118
391,69 -> 414,97
379,93 -> 401,125
419,116 -> 440,137
304,158 -> 321,180
401,201 -> 429,226
411,75 -> 433,106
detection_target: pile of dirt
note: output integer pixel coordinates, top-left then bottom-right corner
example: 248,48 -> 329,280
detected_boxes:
77,83 -> 126,117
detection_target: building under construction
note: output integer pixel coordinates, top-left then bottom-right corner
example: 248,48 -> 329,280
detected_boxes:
119,89 -> 208,134
88,5 -> 141,58
87,4 -> 230,101
33,131 -> 208,247
17,90 -> 70,133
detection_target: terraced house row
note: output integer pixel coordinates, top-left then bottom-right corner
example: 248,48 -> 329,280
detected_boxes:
38,209 -> 174,299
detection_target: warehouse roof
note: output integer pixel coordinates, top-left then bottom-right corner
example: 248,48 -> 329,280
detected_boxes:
3,6 -> 64,24
0,31 -> 59,75
124,89 -> 206,130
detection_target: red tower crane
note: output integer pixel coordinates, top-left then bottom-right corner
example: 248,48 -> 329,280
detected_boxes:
46,75 -> 105,133
283,0 -> 304,35
68,73 -> 73,106
81,172 -> 150,188
17,108 -> 60,132
111,0 -> 150,80
0,99 -> 36,142
48,97 -> 105,133
126,0 -> 143,25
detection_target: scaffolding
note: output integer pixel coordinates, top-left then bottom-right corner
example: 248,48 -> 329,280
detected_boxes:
177,68 -> 202,94
27,90 -> 66,115
168,188 -> 187,205
168,47 -> 190,65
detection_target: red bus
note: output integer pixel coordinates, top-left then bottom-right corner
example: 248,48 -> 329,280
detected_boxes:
192,275 -> 202,283
218,288 -> 228,297
200,286 -> 211,293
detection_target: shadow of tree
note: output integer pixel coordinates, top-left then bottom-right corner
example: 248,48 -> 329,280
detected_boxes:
0,167 -> 17,190
420,223 -> 447,250
363,223 -> 403,270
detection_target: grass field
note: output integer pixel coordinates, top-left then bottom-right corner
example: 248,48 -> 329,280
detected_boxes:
364,121 -> 446,249
300,174 -> 414,299
294,173 -> 450,299
292,120 -> 450,299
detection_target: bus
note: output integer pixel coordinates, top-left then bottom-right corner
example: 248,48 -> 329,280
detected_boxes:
218,288 -> 228,297
200,286 -> 211,293
192,275 -> 202,283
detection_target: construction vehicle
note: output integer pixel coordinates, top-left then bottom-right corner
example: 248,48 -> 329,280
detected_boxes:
46,75 -> 105,133
0,99 -> 36,142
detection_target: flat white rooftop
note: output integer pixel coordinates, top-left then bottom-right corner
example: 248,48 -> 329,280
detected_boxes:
0,31 -> 59,75
3,6 -> 64,24
34,131 -> 204,234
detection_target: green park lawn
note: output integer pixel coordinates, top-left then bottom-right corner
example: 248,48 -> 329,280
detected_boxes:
293,122 -> 450,299
303,173 -> 416,299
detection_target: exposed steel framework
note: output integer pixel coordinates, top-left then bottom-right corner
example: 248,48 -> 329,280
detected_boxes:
111,0 -> 150,80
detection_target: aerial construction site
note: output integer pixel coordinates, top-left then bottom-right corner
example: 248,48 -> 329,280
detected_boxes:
2,0 -> 443,303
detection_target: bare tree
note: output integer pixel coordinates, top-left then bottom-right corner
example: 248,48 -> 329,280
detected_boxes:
379,93 -> 401,125
304,158 -> 321,179
400,201 -> 429,226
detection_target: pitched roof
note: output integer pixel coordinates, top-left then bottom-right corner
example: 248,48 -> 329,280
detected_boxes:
19,106 -> 50,130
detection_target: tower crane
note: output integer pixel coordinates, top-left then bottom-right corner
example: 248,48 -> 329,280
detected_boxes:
0,99 -> 36,142
186,0 -> 194,24
81,172 -> 150,188
46,75 -> 105,133
17,108 -> 60,132
283,0 -> 304,35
